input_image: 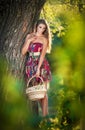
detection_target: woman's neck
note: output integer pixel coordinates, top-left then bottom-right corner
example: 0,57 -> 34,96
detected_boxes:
35,32 -> 43,37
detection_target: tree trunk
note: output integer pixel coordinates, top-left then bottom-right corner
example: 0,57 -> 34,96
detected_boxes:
0,0 -> 46,115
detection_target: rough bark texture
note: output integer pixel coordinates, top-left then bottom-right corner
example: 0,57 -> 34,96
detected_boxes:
0,0 -> 46,116
0,0 -> 46,77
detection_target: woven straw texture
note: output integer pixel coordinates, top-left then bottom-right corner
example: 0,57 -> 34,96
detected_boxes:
26,76 -> 47,101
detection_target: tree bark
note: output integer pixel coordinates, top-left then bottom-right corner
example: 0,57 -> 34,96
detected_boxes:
0,0 -> 46,115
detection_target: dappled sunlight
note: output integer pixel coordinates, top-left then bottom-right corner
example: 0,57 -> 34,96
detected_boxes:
41,0 -> 80,38
41,3 -> 85,129
0,0 -> 85,129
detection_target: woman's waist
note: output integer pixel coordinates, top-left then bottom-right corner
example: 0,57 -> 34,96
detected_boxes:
29,52 -> 41,57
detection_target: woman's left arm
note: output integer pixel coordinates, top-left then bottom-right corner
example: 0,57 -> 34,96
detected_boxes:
36,38 -> 48,77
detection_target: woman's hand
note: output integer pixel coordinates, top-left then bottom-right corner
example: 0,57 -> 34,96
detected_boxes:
21,34 -> 37,56
28,35 -> 37,43
35,68 -> 40,77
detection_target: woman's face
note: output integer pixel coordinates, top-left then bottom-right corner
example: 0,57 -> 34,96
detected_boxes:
36,23 -> 46,34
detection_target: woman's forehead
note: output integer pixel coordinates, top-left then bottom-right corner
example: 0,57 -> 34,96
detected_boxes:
38,23 -> 46,27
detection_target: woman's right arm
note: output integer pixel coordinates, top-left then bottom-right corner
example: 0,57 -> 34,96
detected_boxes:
21,34 -> 31,56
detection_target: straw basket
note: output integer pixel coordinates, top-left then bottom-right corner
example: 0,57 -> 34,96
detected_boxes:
26,75 -> 47,101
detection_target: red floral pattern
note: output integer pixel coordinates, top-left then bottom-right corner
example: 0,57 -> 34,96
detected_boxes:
25,42 -> 52,82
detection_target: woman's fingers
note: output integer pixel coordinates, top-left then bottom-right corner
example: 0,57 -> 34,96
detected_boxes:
30,36 -> 37,42
35,69 -> 40,77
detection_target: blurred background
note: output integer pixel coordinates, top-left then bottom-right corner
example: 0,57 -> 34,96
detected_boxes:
0,0 -> 85,130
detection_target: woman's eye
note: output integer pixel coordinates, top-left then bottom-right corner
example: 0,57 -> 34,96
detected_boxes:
39,26 -> 46,30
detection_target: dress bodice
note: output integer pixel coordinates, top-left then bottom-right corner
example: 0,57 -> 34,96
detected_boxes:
28,42 -> 43,53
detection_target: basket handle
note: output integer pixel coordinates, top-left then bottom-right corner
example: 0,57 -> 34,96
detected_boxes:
27,75 -> 44,87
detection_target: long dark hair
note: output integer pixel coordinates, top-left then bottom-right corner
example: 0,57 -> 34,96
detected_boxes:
34,19 -> 52,53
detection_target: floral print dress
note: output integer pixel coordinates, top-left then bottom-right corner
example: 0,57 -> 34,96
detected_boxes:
25,42 -> 52,83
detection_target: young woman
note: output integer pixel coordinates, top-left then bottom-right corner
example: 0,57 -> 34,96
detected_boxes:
21,19 -> 52,116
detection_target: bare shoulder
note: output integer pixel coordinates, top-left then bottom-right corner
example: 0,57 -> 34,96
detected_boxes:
26,32 -> 35,38
26,33 -> 32,39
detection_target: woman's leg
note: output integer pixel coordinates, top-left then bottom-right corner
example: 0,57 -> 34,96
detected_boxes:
39,82 -> 49,116
42,93 -> 48,116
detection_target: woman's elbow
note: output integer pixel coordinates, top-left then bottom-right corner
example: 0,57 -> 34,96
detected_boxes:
21,48 -> 26,56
